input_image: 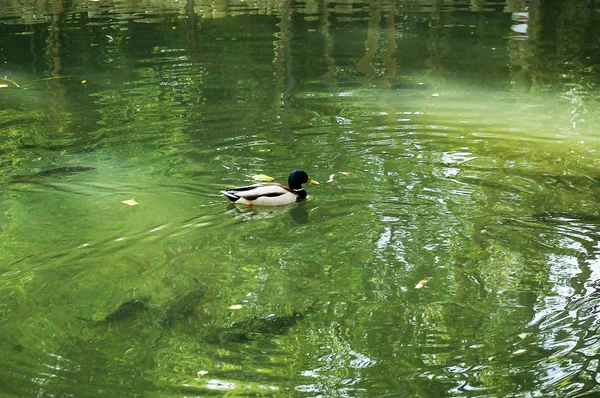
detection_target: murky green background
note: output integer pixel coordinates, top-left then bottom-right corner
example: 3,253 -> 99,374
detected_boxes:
2,1 -> 600,396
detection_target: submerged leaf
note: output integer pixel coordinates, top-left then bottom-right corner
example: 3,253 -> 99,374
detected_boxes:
415,279 -> 428,289
121,196 -> 138,206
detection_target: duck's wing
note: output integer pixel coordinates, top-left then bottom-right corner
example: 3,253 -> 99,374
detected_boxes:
221,183 -> 294,203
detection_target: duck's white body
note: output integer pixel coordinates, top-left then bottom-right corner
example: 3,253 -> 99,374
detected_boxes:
221,183 -> 305,206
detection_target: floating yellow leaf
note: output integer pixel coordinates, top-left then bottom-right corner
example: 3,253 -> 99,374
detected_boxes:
121,196 -> 138,206
197,370 -> 208,376
0,84 -> 7,89
81,80 -> 87,84
252,174 -> 274,182
339,171 -> 350,176
513,348 -> 527,355
518,333 -> 530,340
415,279 -> 428,289
228,304 -> 243,310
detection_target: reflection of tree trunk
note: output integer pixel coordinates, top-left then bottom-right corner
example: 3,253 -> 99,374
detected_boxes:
469,0 -> 486,10
507,2 -> 533,92
319,0 -> 337,90
553,0 -> 593,129
380,4 -> 397,89
528,0 -> 593,63
48,1 -> 63,78
45,0 -> 68,138
273,0 -> 294,125
185,0 -> 200,65
210,0 -> 229,18
518,0 -> 593,127
357,1 -> 380,87
554,0 -> 592,57
425,0 -> 442,72
357,2 -> 397,88
185,0 -> 205,110
504,0 -> 526,13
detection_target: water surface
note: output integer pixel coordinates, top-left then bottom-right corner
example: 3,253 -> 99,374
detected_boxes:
1,1 -> 600,396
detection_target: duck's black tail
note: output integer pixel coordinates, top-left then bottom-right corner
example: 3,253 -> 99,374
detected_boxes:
221,191 -> 240,202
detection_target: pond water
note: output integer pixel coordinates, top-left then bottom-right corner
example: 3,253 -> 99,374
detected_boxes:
2,1 -> 600,396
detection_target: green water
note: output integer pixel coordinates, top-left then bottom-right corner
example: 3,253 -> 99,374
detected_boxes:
2,1 -> 600,396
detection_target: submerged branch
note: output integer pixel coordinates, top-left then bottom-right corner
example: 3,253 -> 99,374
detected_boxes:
1,76 -> 20,87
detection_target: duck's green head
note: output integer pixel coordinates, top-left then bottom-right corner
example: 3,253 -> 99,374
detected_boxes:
288,169 -> 319,190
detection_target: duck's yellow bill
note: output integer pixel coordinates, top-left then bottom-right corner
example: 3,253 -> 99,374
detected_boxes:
307,177 -> 319,185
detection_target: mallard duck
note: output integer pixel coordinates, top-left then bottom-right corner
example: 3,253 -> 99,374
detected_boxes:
221,169 -> 319,206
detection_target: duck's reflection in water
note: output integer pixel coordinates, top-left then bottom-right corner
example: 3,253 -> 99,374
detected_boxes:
226,203 -> 310,225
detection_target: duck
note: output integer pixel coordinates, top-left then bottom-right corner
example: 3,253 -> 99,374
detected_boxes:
221,169 -> 319,206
